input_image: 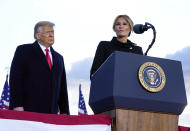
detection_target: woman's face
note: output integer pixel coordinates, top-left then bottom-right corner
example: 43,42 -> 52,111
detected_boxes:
114,17 -> 131,38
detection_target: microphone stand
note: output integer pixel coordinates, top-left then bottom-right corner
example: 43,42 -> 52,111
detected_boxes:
144,22 -> 156,56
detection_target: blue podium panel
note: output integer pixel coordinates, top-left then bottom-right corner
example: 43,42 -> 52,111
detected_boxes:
89,51 -> 187,114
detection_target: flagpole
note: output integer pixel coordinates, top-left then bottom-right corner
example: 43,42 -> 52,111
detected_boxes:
5,66 -> 10,75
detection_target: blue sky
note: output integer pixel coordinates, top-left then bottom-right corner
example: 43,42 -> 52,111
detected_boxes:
0,0 -> 190,126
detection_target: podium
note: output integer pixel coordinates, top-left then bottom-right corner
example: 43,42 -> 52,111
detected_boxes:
89,51 -> 187,131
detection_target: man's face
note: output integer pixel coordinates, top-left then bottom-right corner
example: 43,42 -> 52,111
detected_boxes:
36,25 -> 54,47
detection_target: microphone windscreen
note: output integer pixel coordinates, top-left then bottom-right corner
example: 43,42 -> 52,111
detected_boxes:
133,24 -> 144,34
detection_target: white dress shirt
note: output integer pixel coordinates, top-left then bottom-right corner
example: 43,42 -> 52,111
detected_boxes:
38,42 -> 53,65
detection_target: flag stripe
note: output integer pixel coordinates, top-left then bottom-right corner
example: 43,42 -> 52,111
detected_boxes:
0,110 -> 111,125
0,118 -> 111,131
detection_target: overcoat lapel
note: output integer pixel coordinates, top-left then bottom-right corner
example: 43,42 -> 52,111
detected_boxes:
33,41 -> 52,71
50,47 -> 58,71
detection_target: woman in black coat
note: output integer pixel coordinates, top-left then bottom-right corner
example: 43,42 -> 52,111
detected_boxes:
90,15 -> 143,79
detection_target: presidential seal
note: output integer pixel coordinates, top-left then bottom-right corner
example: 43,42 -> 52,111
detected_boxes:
138,62 -> 166,92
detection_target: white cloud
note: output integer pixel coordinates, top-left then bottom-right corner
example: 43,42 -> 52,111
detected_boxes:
67,58 -> 92,80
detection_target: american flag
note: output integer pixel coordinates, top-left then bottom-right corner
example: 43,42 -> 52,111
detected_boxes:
78,84 -> 88,115
0,109 -> 111,131
0,74 -> 10,109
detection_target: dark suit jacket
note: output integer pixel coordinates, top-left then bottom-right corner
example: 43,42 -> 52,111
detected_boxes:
90,37 -> 143,79
9,41 -> 70,114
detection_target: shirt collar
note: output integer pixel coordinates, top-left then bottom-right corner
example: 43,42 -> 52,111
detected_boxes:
37,41 -> 51,52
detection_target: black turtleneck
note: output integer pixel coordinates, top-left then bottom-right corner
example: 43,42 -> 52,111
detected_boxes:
90,37 -> 143,79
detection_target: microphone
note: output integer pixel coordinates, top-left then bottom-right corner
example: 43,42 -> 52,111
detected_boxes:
133,22 -> 157,56
133,23 -> 151,34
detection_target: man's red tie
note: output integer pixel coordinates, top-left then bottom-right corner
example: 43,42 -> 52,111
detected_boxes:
45,48 -> 52,69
